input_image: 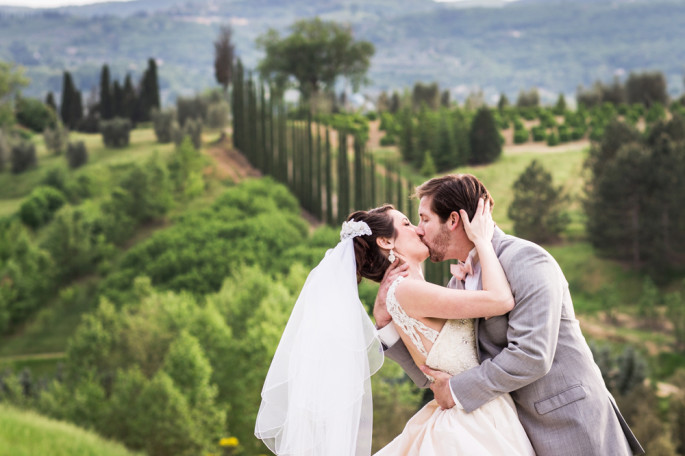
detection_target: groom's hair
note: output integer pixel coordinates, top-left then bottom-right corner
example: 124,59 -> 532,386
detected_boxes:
415,174 -> 494,223
347,205 -> 396,283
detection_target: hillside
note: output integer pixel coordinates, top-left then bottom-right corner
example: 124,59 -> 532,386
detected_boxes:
1,0 -> 684,104
0,404 -> 143,456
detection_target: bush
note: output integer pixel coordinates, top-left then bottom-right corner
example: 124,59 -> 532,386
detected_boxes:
379,134 -> 396,146
100,117 -> 131,148
546,132 -> 560,146
152,108 -> 175,144
19,186 -> 67,229
66,141 -> 88,169
10,141 -> 37,174
531,125 -> 547,142
176,96 -> 209,127
15,97 -> 57,132
43,124 -> 69,155
173,117 -> 203,150
206,102 -> 229,129
513,127 -> 529,144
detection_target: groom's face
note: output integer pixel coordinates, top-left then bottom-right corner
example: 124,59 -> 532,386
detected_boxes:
417,196 -> 451,262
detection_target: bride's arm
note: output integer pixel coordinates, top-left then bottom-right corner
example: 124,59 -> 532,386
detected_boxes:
395,199 -> 514,319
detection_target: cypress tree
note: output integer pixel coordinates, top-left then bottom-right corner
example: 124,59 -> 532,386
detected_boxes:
337,132 -> 349,224
231,59 -> 244,151
45,92 -> 57,113
122,74 -> 136,124
469,108 -> 501,165
112,80 -> 123,119
325,128 -> 333,224
60,71 -> 73,128
137,58 -> 160,122
100,64 -> 113,120
354,135 -> 363,210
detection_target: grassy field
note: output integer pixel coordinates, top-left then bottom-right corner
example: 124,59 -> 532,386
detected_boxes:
0,404 -> 143,456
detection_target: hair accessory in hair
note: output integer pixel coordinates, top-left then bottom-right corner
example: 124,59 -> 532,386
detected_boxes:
340,220 -> 372,241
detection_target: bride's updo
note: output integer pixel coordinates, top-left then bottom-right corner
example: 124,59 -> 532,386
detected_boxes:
347,205 -> 396,283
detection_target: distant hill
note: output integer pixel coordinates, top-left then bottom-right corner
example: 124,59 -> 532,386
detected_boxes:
1,0 -> 683,104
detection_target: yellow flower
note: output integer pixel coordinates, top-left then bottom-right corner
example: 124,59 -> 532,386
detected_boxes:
219,437 -> 239,447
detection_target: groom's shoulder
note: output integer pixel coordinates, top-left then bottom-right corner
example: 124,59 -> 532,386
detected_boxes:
495,231 -> 554,264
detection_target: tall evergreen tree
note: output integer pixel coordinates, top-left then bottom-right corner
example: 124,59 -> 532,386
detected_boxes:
112,80 -> 123,118
214,25 -> 234,93
45,91 -> 57,113
508,160 -> 570,243
136,58 -> 160,122
122,74 -> 136,123
100,64 -> 113,120
469,108 -> 501,165
60,71 -> 73,127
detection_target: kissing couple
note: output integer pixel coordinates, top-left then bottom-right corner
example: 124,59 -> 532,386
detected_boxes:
255,173 -> 644,456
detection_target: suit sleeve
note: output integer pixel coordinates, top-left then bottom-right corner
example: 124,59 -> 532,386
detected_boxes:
450,243 -> 564,412
384,338 -> 431,388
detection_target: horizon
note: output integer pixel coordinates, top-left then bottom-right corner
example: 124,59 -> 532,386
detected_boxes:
0,0 -> 519,8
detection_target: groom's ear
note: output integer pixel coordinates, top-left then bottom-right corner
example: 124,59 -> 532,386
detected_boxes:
446,211 -> 461,231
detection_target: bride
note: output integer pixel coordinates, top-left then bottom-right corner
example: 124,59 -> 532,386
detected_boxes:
255,199 -> 534,455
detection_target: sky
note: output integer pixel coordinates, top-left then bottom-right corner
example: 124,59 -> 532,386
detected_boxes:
0,0 -> 517,8
0,0 -> 133,7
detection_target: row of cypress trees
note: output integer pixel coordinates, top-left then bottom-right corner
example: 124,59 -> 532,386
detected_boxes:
231,60 -> 455,285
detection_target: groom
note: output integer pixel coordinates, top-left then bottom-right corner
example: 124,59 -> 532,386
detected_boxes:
374,174 -> 644,456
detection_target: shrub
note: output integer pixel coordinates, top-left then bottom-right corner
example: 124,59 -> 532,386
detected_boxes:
10,141 -> 37,174
379,134 -> 396,146
43,124 -> 69,155
546,132 -> 560,146
513,126 -> 529,144
66,141 -> 88,169
531,125 -> 547,142
19,186 -> 67,229
15,97 -> 57,132
177,96 -> 209,127
100,117 -> 131,148
174,117 -> 203,149
152,108 -> 175,144
206,102 -> 229,129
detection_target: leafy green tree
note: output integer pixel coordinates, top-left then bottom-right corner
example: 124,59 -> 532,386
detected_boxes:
0,60 -> 29,126
122,74 -> 136,123
59,71 -> 82,130
15,96 -> 57,132
508,160 -> 569,243
151,108 -> 175,143
412,82 -> 440,111
468,108 -> 501,164
497,93 -> 510,110
100,117 -> 131,148
665,288 -> 685,350
626,71 -> 668,108
420,150 -> 436,177
43,122 -> 69,155
554,93 -> 567,114
65,141 -> 88,169
214,25 -> 234,93
516,88 -> 540,108
45,91 -> 57,113
19,186 -> 67,229
257,18 -> 374,100
10,140 -> 37,174
0,128 -> 9,171
135,58 -> 160,122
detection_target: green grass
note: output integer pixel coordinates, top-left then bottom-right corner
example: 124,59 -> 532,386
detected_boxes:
0,404 -> 143,456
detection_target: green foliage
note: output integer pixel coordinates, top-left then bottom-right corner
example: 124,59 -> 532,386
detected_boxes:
65,141 -> 88,169
151,108 -> 176,144
176,95 -> 209,127
15,97 -> 57,132
40,203 -> 113,282
589,343 -> 647,397
508,160 -> 569,243
645,102 -> 666,124
168,136 -> 204,198
0,60 -> 29,127
257,17 -> 374,99
59,71 -> 83,131
516,88 -> 539,108
135,58 -> 160,123
626,71 -> 668,108
0,128 -> 8,171
531,125 -> 547,141
206,101 -> 229,129
419,150 -> 436,177
469,108 -> 501,164
513,125 -> 529,144
10,140 -> 37,174
100,117 -> 131,148
412,82 -> 440,111
19,185 -> 66,229
43,123 -> 69,155
0,221 -> 55,333
173,117 -> 203,150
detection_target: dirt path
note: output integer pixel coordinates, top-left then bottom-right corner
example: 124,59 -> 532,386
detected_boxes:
204,133 -> 261,182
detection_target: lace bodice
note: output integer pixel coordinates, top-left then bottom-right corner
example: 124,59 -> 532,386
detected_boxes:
386,277 -> 479,376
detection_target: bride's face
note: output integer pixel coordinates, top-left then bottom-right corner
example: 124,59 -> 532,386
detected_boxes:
389,210 -> 429,262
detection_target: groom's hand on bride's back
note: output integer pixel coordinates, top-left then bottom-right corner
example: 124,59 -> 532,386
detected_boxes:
373,259 -> 409,328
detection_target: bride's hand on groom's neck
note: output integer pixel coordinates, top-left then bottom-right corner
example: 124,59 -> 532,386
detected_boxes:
374,260 -> 409,328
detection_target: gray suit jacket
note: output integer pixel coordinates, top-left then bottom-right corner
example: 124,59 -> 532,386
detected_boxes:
385,228 -> 644,456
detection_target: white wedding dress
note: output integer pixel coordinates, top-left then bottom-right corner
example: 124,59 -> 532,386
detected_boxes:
375,277 -> 535,455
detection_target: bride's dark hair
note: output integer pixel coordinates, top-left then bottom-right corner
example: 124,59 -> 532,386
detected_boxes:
347,205 -> 396,283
